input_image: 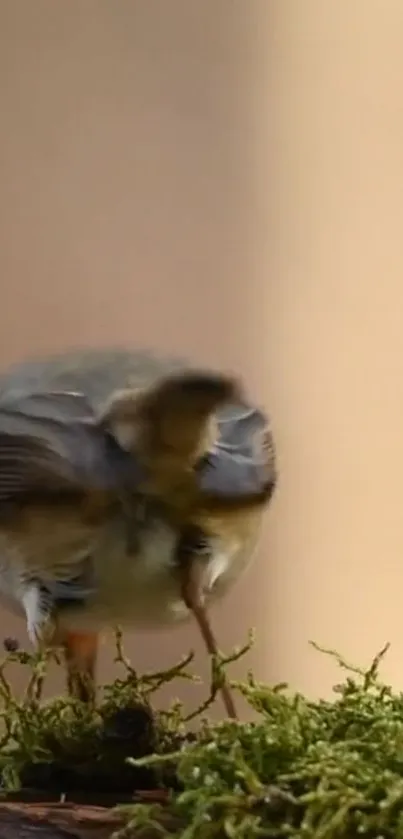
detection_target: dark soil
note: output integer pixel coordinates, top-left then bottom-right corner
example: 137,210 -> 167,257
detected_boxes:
9,703 -> 186,801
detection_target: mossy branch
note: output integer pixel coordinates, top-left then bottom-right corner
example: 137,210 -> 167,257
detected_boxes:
0,633 -> 401,838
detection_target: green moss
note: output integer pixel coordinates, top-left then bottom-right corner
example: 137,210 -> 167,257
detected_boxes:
0,629 -> 252,801
0,635 -> 403,838
119,642 -> 403,838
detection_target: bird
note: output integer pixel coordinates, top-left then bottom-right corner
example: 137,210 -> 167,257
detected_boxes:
0,347 -> 277,717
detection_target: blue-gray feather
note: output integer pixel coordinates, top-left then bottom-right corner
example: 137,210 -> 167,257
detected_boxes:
0,389 -> 145,500
0,348 -> 276,503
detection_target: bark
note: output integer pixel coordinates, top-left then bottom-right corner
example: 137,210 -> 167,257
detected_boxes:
0,799 -> 175,839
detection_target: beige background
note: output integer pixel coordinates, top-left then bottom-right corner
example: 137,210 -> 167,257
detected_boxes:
0,0 -> 402,714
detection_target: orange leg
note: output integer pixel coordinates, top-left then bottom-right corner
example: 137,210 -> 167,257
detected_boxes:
61,630 -> 99,703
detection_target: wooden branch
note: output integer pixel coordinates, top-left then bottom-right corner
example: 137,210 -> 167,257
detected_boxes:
0,800 -> 175,839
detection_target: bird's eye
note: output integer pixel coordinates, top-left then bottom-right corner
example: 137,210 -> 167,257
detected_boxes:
195,452 -> 215,472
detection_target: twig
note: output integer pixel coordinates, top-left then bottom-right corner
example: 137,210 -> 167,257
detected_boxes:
183,631 -> 254,723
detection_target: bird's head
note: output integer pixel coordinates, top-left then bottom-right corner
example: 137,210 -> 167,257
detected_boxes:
98,367 -> 277,523
98,369 -> 242,503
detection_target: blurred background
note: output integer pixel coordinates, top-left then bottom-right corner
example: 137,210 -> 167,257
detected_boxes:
0,0 -> 403,713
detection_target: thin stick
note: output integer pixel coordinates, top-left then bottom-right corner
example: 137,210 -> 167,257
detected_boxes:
181,560 -> 238,720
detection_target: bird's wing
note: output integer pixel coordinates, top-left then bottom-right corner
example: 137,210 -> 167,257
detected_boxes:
0,431 -> 79,501
198,403 -> 277,501
0,389 -> 144,503
38,554 -> 97,608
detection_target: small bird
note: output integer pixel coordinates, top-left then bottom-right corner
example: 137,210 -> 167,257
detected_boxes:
0,348 -> 277,717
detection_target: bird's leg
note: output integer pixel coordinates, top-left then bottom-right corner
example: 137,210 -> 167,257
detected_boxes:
61,630 -> 98,704
177,535 -> 237,720
21,580 -> 98,702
